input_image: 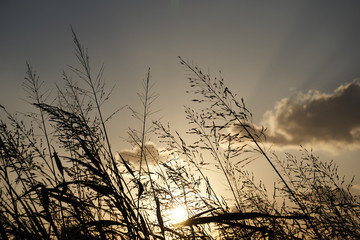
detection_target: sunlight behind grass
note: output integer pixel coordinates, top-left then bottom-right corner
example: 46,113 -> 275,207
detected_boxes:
0,30 -> 359,239
165,205 -> 188,226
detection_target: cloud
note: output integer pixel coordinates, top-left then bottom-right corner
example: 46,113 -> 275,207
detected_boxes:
261,80 -> 360,149
351,184 -> 360,195
229,122 -> 266,142
117,142 -> 164,167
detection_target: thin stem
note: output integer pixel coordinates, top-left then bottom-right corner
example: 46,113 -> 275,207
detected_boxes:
25,63 -> 56,178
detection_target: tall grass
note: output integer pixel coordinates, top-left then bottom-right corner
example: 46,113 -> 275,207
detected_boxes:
0,31 -> 359,239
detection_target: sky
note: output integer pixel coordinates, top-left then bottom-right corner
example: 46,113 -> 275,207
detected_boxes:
1,0 -> 360,193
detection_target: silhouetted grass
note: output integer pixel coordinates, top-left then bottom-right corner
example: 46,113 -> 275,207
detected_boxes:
0,31 -> 359,239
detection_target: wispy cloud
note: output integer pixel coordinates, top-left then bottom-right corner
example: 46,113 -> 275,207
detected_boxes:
261,80 -> 360,149
117,142 -> 165,167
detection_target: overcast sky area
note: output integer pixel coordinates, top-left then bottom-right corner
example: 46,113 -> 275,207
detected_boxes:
1,1 -> 360,192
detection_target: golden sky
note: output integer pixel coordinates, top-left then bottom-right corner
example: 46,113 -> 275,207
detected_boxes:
1,0 -> 360,192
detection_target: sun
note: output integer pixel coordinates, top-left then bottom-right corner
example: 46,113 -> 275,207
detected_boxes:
166,205 -> 188,225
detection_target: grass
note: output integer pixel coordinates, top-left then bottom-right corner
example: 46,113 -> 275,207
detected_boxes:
0,30 -> 359,239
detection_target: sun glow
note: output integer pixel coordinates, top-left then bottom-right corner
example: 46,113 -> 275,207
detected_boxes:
166,205 -> 188,225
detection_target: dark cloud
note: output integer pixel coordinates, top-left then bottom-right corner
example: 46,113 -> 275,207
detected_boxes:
262,80 -> 360,148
